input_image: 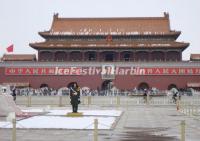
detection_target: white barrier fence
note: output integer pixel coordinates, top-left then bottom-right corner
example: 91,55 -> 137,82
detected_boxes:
15,95 -> 200,107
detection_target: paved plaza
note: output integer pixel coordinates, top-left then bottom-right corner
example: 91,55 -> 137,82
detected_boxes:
1,96 -> 200,141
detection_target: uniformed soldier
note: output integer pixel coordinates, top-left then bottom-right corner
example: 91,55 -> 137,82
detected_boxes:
69,82 -> 80,113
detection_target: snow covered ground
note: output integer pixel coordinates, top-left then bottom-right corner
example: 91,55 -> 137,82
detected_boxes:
0,109 -> 122,129
21,109 -> 121,116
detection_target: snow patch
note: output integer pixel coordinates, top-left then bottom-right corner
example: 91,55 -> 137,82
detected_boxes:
0,116 -> 115,129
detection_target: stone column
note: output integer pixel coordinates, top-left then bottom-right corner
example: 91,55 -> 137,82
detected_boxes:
82,51 -> 85,61
164,51 -> 167,61
38,51 -> 41,61
132,51 -> 136,61
67,51 -> 71,61
179,51 -> 182,61
65,52 -> 69,61
96,52 -> 100,62
117,51 -> 121,61
52,51 -> 56,61
148,51 -> 152,62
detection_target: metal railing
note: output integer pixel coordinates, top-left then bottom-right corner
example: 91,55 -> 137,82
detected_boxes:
15,95 -> 200,107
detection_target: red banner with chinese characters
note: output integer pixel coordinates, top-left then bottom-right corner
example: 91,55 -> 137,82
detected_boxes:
5,67 -> 82,75
4,67 -> 200,76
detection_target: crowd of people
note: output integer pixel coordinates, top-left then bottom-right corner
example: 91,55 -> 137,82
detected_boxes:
0,84 -> 196,98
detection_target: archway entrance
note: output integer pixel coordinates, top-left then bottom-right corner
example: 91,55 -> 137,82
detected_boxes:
101,80 -> 113,90
67,82 -> 78,88
138,82 -> 149,90
40,83 -> 48,88
168,84 -> 177,90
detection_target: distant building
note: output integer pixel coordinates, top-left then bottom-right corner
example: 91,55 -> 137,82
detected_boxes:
0,13 -> 200,90
1,54 -> 36,62
190,54 -> 200,61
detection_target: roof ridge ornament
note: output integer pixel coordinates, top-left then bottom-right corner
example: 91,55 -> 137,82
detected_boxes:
164,12 -> 169,18
53,13 -> 59,20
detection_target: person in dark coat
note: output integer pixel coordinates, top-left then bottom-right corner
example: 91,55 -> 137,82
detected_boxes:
12,86 -> 17,102
69,82 -> 80,113
143,89 -> 148,103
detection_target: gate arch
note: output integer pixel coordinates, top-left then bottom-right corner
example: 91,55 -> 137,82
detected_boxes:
101,80 -> 113,90
138,82 -> 149,90
168,84 -> 177,90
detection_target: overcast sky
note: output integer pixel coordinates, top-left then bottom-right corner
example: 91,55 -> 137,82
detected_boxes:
0,0 -> 199,60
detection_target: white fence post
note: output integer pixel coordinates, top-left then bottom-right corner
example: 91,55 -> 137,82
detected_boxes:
88,96 -> 91,106
59,95 -> 62,107
116,96 -> 120,107
94,119 -> 98,141
27,95 -> 31,107
12,118 -> 16,141
180,120 -> 185,141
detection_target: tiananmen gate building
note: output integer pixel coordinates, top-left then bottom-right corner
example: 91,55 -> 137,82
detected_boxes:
0,13 -> 200,90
